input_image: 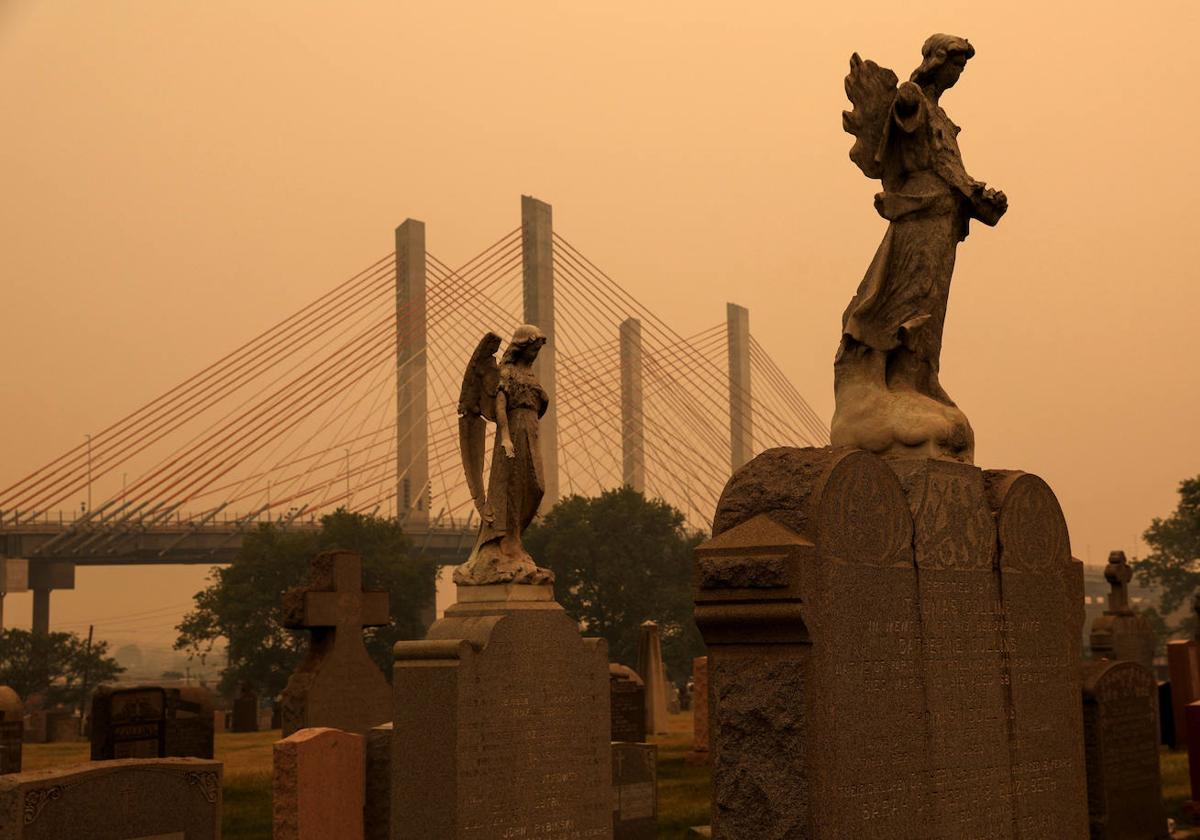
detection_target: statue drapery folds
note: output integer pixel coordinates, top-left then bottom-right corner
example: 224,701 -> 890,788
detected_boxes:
834,35 -> 1007,464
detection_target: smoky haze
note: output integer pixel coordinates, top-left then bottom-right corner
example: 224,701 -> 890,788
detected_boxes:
1,2 -> 1197,647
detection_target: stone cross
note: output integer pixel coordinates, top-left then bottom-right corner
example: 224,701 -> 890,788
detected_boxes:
1104,550 -> 1132,614
286,550 -> 389,635
280,550 -> 391,736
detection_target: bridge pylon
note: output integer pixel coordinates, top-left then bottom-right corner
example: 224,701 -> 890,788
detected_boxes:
396,219 -> 430,525
727,302 -> 753,471
620,318 -> 645,493
521,196 -> 559,511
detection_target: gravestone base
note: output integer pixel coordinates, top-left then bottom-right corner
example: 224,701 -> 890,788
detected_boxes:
391,582 -> 612,840
696,447 -> 1089,839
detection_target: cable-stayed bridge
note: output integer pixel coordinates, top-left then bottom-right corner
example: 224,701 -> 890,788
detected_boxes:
0,196 -> 829,632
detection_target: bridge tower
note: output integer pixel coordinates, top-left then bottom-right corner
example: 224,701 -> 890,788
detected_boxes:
521,196 -> 559,510
620,318 -> 645,493
396,219 -> 430,525
727,302 -> 753,471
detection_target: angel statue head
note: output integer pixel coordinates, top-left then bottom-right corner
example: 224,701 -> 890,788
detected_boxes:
502,324 -> 547,365
910,33 -> 974,94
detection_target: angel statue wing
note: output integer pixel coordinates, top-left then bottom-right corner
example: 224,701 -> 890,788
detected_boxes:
842,52 -> 899,181
458,332 -> 503,523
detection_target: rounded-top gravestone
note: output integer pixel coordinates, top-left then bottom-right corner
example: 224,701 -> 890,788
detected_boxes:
0,686 -> 22,775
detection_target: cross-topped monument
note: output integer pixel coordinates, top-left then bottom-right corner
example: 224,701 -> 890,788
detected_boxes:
1104,549 -> 1133,613
279,549 -> 391,736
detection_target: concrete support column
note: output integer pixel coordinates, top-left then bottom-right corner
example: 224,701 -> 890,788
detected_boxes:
32,588 -> 50,636
396,219 -> 430,526
726,303 -> 753,472
521,196 -> 559,510
619,318 -> 645,493
0,591 -> 5,631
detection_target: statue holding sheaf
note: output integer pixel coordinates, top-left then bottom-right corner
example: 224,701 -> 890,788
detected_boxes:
454,325 -> 555,586
834,34 -> 1008,463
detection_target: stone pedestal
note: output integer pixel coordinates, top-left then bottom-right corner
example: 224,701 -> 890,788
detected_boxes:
694,447 -> 1089,839
391,583 -> 612,840
1081,660 -> 1168,839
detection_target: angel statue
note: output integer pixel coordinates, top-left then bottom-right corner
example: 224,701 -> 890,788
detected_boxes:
832,34 -> 1008,464
453,324 -> 555,586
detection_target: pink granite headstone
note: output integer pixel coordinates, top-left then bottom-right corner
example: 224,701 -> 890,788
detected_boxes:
273,727 -> 365,840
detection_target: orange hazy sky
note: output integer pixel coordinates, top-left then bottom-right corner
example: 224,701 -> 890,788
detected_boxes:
2,2 -> 1198,648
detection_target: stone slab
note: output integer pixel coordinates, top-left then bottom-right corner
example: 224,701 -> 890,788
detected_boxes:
392,586 -> 611,840
364,723 -> 391,840
272,727 -> 363,840
231,687 -> 258,733
1168,641 -> 1200,744
612,742 -> 656,840
0,722 -> 21,775
0,757 -> 221,840
1081,659 -> 1169,839
610,668 -> 646,744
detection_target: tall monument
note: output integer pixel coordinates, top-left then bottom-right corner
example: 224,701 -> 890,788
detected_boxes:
390,326 -> 611,840
695,36 -> 1090,839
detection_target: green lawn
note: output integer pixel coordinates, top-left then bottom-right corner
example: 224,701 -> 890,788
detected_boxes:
26,720 -> 1197,839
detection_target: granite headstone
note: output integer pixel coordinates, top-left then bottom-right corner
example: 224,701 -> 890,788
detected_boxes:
273,726 -> 364,840
0,687 -> 21,775
1081,659 -> 1168,839
1089,551 -> 1157,671
610,664 -> 647,744
695,447 -> 1089,839
612,741 -> 656,840
232,683 -> 259,733
0,757 -> 221,840
280,549 -> 391,736
391,583 -> 612,840
90,684 -> 214,760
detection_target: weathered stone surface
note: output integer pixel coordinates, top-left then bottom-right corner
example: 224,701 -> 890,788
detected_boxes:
696,446 -> 1089,839
364,723 -> 391,840
281,549 -> 391,737
0,757 -> 221,840
231,683 -> 258,733
1168,640 -> 1200,743
1081,660 -> 1168,839
0,687 -> 22,775
392,583 -> 611,840
610,664 -> 647,744
1090,551 -> 1157,670
689,656 -> 709,758
90,684 -> 214,760
612,742 -> 656,840
272,727 -> 364,840
987,468 -> 1090,839
636,621 -> 670,736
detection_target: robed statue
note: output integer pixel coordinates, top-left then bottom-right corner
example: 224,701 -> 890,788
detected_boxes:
453,325 -> 555,586
833,34 -> 1007,463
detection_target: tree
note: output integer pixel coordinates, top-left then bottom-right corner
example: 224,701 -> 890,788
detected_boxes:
523,487 -> 705,684
175,510 -> 438,698
0,629 -> 123,707
1134,475 -> 1200,635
